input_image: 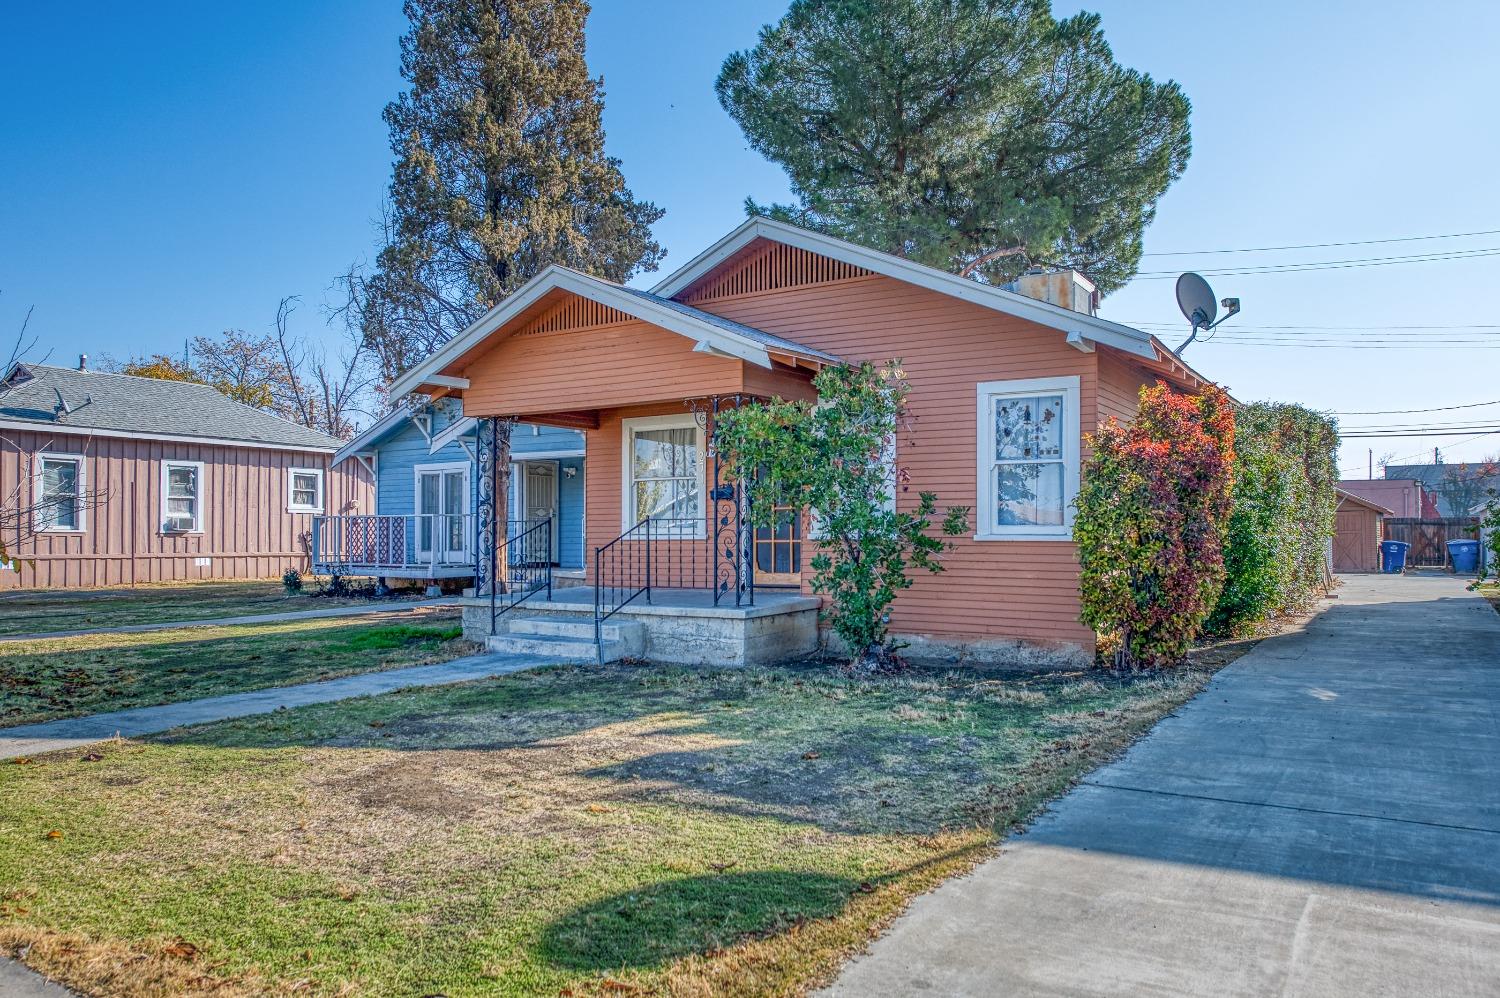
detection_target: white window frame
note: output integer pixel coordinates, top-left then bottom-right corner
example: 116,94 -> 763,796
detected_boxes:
35,452 -> 86,533
976,376 -> 1080,541
621,413 -> 707,538
286,467 -> 325,513
412,461 -> 471,558
160,459 -> 206,535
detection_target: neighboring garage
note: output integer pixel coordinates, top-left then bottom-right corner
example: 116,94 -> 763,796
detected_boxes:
1333,488 -> 1392,572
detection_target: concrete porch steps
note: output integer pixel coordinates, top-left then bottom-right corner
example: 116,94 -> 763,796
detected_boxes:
485,615 -> 645,664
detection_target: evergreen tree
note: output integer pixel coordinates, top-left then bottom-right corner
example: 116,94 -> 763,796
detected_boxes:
366,0 -> 664,381
716,0 -> 1191,293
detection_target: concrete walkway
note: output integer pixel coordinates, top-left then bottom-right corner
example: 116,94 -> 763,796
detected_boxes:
825,574 -> 1500,997
0,597 -> 462,643
0,650 -> 558,760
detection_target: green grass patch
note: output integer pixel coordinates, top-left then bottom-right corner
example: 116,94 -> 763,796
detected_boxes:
0,615 -> 472,728
0,580 -> 418,637
0,661 -> 1220,997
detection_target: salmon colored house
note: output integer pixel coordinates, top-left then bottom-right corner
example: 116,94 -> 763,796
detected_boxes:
390,218 -> 1213,665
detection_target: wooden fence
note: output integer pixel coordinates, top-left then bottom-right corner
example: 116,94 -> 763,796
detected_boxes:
1382,517 -> 1480,568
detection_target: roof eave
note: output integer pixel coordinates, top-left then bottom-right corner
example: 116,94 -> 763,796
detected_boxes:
649,216 -> 1158,359
387,267 -> 802,398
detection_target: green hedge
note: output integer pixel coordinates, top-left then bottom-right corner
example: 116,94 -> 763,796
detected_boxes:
1209,402 -> 1339,635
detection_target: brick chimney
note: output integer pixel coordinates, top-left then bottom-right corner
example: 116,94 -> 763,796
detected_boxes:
1007,269 -> 1099,316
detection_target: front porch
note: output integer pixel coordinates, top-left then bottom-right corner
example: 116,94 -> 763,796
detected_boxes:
460,586 -> 821,667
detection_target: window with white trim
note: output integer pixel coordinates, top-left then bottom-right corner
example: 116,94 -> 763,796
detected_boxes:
161,460 -> 205,533
623,415 -> 704,534
976,376 -> 1080,539
37,454 -> 84,532
287,467 -> 324,513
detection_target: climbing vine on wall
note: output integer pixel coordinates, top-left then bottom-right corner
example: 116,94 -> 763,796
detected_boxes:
1075,382 -> 1236,669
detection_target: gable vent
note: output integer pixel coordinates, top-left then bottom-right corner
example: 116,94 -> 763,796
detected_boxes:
680,242 -> 872,303
518,296 -> 633,337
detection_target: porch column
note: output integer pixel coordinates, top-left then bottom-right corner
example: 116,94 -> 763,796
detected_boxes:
475,416 -> 514,595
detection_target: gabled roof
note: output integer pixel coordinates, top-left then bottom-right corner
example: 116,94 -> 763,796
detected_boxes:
0,363 -> 344,452
1335,487 -> 1395,515
650,216 -> 1162,361
388,265 -> 840,399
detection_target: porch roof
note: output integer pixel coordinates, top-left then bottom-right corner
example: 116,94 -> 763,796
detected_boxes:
389,266 -> 840,399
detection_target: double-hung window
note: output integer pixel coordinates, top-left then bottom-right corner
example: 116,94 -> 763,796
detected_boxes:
162,460 -> 205,533
976,376 -> 1080,539
37,454 -> 84,532
623,415 -> 704,536
287,467 -> 324,513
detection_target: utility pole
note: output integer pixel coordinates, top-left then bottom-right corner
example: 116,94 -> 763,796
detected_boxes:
1434,446 -> 1441,465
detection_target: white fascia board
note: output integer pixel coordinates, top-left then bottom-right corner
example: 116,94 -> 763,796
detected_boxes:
388,266 -> 774,400
650,217 -> 1157,361
333,407 -> 412,466
429,415 -> 477,454
387,267 -> 571,398
0,418 -> 336,454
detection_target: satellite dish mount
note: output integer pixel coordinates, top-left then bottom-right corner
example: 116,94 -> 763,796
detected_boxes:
1174,272 -> 1241,354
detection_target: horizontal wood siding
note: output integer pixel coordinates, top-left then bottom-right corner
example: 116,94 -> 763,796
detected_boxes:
0,428 -> 373,589
462,318 -> 745,416
695,272 -> 1101,648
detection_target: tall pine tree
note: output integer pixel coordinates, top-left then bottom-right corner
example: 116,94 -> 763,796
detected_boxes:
366,0 -> 664,381
717,0 -> 1191,294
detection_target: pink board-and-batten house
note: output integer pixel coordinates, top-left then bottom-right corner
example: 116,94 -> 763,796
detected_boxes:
0,362 -> 374,589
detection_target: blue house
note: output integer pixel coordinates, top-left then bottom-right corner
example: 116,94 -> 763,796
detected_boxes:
313,398 -> 585,586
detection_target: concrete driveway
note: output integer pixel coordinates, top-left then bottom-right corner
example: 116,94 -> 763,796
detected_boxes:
824,574 -> 1500,997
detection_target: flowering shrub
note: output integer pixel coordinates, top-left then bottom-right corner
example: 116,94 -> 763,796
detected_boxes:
1210,403 -> 1339,634
1075,382 -> 1235,669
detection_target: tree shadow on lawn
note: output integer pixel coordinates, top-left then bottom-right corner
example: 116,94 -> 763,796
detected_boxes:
539,871 -> 858,972
156,663 -> 1085,837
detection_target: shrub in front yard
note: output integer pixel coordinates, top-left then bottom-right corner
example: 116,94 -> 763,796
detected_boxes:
1075,382 -> 1235,669
1210,403 -> 1338,634
715,361 -> 969,674
281,567 -> 303,595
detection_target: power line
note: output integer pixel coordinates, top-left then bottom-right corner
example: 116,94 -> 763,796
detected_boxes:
1131,245 -> 1500,279
1122,321 -> 1500,331
1333,399 -> 1500,416
1141,227 -> 1500,257
1341,428 -> 1500,439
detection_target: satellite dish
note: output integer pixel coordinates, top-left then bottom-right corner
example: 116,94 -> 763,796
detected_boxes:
1173,272 -> 1241,354
1176,273 -> 1218,330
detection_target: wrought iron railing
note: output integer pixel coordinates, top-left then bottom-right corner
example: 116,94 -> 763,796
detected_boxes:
592,516 -> 710,662
489,516 -> 553,631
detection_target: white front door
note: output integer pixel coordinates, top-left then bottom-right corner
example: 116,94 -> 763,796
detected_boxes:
521,461 -> 560,563
416,466 -> 469,562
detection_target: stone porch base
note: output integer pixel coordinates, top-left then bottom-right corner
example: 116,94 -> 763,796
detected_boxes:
460,588 -> 821,667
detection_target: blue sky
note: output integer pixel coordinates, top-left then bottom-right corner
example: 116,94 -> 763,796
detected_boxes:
3,1 -> 1498,475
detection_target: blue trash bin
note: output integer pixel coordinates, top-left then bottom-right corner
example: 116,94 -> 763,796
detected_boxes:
1380,540 -> 1410,573
1448,539 -> 1480,574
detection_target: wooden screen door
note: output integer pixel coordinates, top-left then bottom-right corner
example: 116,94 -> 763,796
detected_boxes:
522,462 -> 560,564
754,503 -> 802,585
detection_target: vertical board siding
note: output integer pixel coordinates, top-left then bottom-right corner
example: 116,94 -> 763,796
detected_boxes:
0,428 -> 373,589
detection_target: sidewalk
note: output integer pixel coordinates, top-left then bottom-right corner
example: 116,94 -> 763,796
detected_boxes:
822,574 -> 1500,997
0,649 -> 558,760
0,597 -> 462,643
